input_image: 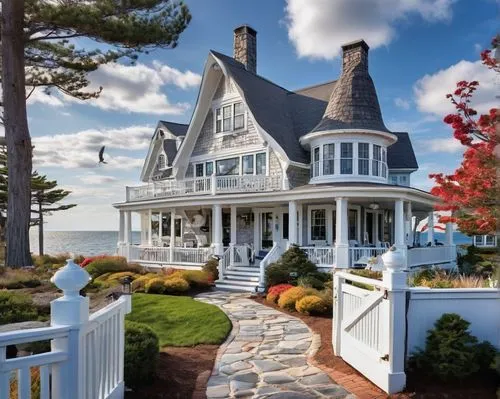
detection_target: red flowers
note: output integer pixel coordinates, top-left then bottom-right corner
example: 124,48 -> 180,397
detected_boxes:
80,255 -> 108,268
430,38 -> 499,236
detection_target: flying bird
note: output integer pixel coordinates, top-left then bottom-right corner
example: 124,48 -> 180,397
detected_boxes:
98,146 -> 107,165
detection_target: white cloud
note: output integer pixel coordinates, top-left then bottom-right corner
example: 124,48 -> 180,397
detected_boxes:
284,0 -> 455,59
32,125 -> 151,169
28,61 -> 201,115
386,115 -> 438,134
79,174 -> 118,185
394,97 -> 410,110
414,60 -> 498,116
416,137 -> 464,154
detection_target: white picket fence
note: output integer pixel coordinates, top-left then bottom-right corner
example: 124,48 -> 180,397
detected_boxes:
0,260 -> 131,399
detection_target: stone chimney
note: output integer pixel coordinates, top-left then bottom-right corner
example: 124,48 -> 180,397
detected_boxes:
341,39 -> 369,73
233,25 -> 257,74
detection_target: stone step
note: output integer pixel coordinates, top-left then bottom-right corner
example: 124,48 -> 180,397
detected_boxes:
223,273 -> 260,282
215,280 -> 258,292
227,266 -> 261,272
225,269 -> 260,277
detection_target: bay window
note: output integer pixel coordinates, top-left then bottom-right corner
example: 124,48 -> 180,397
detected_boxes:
358,143 -> 369,175
340,143 -> 353,174
323,143 -> 335,175
313,147 -> 320,176
311,209 -> 326,241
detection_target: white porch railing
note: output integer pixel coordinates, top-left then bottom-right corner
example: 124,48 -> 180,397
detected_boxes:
172,247 -> 214,265
259,244 -> 283,288
126,174 -> 282,202
349,247 -> 388,267
0,260 -> 132,399
125,245 -> 213,266
407,245 -> 454,268
218,247 -> 231,281
300,246 -> 336,267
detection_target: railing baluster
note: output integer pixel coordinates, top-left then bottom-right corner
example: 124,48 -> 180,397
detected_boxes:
18,366 -> 31,399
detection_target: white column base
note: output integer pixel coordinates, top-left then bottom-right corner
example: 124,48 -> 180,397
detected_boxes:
335,244 -> 349,268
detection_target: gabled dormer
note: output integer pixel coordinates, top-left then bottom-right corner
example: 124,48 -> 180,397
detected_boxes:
300,40 -> 398,184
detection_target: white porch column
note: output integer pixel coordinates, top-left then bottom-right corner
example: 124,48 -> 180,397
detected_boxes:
118,210 -> 125,244
271,210 -> 278,245
159,211 -> 163,240
298,203 -> 303,246
445,222 -> 456,265
230,206 -> 237,245
406,202 -> 413,246
335,197 -> 349,268
288,200 -> 298,246
427,211 -> 434,245
125,211 -> 132,244
394,199 -> 405,249
147,209 -> 153,246
212,204 -> 223,256
169,209 -> 176,262
253,209 -> 260,253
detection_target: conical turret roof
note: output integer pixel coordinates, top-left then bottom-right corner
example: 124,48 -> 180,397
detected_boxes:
311,40 -> 389,133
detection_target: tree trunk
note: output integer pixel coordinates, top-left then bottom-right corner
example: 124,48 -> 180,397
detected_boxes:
1,0 -> 33,267
38,198 -> 44,256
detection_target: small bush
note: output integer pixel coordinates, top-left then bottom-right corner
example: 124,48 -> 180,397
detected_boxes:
131,273 -> 157,292
297,275 -> 325,290
162,267 -> 178,277
104,271 -> 140,284
0,268 -> 42,289
176,270 -> 212,288
409,313 -> 498,381
124,320 -> 159,389
202,257 -> 219,281
278,286 -> 308,310
349,269 -> 383,280
266,284 -> 293,303
85,256 -> 139,277
265,263 -> 291,287
296,295 -> 329,315
145,277 -> 167,294
0,291 -> 38,325
265,245 -> 318,287
164,276 -> 190,293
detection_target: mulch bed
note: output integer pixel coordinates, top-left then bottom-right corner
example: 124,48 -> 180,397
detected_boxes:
252,295 -> 498,399
125,344 -> 219,399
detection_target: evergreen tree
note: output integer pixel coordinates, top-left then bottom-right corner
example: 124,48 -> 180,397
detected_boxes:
0,0 -> 192,266
31,173 -> 76,256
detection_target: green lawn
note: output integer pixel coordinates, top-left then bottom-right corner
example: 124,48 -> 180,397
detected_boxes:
126,293 -> 232,347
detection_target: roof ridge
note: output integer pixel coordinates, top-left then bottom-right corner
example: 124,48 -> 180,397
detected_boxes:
159,120 -> 189,126
292,79 -> 337,93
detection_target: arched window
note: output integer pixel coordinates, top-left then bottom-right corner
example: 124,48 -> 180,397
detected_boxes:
158,153 -> 166,170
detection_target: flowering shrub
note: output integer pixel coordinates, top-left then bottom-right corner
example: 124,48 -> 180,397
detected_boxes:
164,276 -> 190,293
85,256 -> 140,277
295,295 -> 328,315
277,286 -> 308,310
131,273 -> 157,292
266,284 -> 293,303
80,255 -> 108,268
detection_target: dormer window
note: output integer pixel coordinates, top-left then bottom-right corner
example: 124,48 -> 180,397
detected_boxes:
215,101 -> 245,133
158,153 -> 166,170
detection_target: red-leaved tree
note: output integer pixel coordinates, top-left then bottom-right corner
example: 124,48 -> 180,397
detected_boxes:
430,37 -> 499,235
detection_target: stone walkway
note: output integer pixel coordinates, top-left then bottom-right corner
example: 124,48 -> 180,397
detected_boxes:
196,291 -> 355,399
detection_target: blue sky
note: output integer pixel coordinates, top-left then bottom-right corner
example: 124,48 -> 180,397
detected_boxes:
26,0 -> 498,231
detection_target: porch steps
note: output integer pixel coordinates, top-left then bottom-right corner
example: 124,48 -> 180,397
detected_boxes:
215,266 -> 260,292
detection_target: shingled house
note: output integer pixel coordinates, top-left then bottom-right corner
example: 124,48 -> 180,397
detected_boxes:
113,26 -> 456,291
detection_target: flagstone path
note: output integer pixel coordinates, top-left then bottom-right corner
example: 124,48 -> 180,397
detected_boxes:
196,291 -> 355,399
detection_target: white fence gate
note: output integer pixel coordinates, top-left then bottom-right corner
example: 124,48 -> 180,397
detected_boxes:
333,252 -> 407,394
0,260 -> 132,399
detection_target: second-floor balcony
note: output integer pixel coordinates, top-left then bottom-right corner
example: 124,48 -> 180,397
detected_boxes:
126,174 -> 283,201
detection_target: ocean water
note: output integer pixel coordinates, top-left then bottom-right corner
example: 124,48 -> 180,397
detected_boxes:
29,231 -> 141,256
29,230 -> 473,257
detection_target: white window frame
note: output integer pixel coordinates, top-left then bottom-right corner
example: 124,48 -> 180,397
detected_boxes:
196,151 -> 268,178
157,152 -> 167,170
213,98 -> 247,135
307,204 -> 361,245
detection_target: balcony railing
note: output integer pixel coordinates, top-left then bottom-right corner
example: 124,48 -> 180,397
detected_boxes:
126,174 -> 282,201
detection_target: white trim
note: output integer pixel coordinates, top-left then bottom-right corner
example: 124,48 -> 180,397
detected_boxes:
189,145 -> 266,163
300,128 -> 398,146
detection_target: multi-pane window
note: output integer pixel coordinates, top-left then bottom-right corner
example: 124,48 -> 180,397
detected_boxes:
216,157 -> 239,176
215,102 -> 244,133
311,209 -> 326,241
256,153 -> 266,175
340,143 -> 353,174
372,145 -> 381,176
195,164 -> 204,177
323,143 -> 335,175
233,102 -> 244,130
158,154 -> 166,170
381,148 -> 387,177
358,143 -> 369,175
205,161 -> 213,176
242,154 -> 254,175
313,147 -> 320,176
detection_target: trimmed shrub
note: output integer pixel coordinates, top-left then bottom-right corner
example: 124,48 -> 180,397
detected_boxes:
177,270 -> 212,288
162,267 -> 178,277
131,273 -> 157,292
0,291 -> 38,325
409,313 -> 498,381
0,268 -> 42,289
265,245 -> 317,287
202,257 -> 219,281
297,275 -> 325,290
145,277 -> 167,294
85,256 -> 139,277
278,286 -> 308,310
296,295 -> 329,315
164,276 -> 190,293
266,284 -> 293,303
124,320 -> 159,389
104,271 -> 140,284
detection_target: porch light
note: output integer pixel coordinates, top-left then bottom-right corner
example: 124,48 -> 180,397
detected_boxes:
121,276 -> 133,295
369,203 -> 380,210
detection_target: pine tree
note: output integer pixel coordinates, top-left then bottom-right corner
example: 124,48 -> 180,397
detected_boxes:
31,173 -> 76,256
0,0 -> 192,266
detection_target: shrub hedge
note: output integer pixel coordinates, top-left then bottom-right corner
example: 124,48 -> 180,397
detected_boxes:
295,295 -> 329,315
202,257 -> 219,281
278,286 -> 309,310
0,291 -> 39,325
164,276 -> 190,293
124,320 -> 159,389
266,284 -> 294,303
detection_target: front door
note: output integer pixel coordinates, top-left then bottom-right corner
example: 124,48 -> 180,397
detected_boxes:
261,212 -> 273,249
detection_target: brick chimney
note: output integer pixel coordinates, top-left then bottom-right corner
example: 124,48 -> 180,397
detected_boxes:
233,25 -> 257,74
341,39 -> 369,73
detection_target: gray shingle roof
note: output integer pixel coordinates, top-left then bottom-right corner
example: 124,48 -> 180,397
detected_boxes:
311,40 -> 390,133
163,139 -> 178,167
158,120 -> 188,137
388,132 -> 418,169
